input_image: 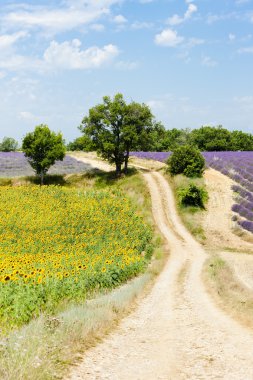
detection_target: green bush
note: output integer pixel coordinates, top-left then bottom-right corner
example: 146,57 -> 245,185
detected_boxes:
178,184 -> 208,209
167,145 -> 205,177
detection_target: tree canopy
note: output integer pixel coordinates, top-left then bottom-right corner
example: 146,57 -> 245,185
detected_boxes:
0,137 -> 18,152
79,93 -> 155,175
22,125 -> 65,184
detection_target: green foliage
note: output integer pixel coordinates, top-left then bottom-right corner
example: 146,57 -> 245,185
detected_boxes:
22,124 -> 65,184
167,145 -> 205,177
79,93 -> 155,175
178,184 -> 208,209
230,130 -> 253,151
190,125 -> 231,151
189,125 -> 253,151
0,137 -> 18,152
67,135 -> 95,151
138,125 -> 253,152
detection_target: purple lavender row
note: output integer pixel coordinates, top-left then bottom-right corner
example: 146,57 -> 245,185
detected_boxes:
232,204 -> 253,221
232,185 -> 253,203
238,220 -> 253,233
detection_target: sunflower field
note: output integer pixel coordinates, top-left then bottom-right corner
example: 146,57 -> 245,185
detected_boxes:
0,186 -> 152,329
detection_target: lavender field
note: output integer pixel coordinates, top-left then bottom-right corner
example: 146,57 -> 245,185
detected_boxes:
130,151 -> 253,235
0,152 -> 92,178
130,151 -> 171,162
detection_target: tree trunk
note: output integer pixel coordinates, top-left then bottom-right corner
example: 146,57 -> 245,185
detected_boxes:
124,151 -> 129,174
40,171 -> 44,185
115,162 -> 121,177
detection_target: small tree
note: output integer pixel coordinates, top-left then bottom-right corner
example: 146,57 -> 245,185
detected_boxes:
0,137 -> 18,152
22,125 -> 65,184
167,145 -> 205,177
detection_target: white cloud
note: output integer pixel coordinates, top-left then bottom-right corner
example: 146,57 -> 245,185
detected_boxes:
238,45 -> 253,53
90,23 -> 105,32
113,15 -> 127,24
19,111 -> 36,121
155,28 -> 184,47
0,31 -> 28,50
115,60 -> 139,70
0,54 -> 43,72
229,33 -> 236,41
201,55 -> 218,67
2,1 -> 121,34
0,38 -> 120,72
234,96 -> 253,111
235,0 -> 250,4
147,99 -> 166,110
43,39 -> 119,69
186,37 -> 204,48
0,71 -> 6,79
131,21 -> 153,30
234,95 -> 253,103
146,93 -> 211,128
185,3 -> 198,19
167,2 -> 197,26
207,12 -> 236,25
139,0 -> 154,3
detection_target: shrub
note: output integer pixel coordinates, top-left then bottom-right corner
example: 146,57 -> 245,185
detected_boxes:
167,145 -> 205,177
178,184 -> 208,209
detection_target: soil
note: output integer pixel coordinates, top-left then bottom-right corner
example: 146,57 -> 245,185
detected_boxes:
66,166 -> 253,380
68,152 -> 114,172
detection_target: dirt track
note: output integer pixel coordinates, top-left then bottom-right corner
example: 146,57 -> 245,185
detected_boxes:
68,171 -> 253,380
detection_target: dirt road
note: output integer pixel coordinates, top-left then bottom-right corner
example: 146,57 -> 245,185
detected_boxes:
67,171 -> 253,380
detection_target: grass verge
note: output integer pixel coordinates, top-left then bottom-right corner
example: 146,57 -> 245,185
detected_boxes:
203,255 -> 253,329
164,172 -> 207,243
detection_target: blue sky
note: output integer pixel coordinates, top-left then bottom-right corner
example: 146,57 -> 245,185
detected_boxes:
0,0 -> 253,143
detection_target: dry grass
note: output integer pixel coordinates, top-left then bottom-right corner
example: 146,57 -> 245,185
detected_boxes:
203,255 -> 253,329
0,273 -> 151,380
232,224 -> 253,244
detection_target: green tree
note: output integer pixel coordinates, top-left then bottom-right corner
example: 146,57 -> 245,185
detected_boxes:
0,137 -> 18,152
67,135 -> 95,151
230,130 -> 253,151
79,93 -> 154,175
161,128 -> 191,151
167,145 -> 205,177
122,101 -> 154,171
190,125 -> 231,151
22,125 -> 65,184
